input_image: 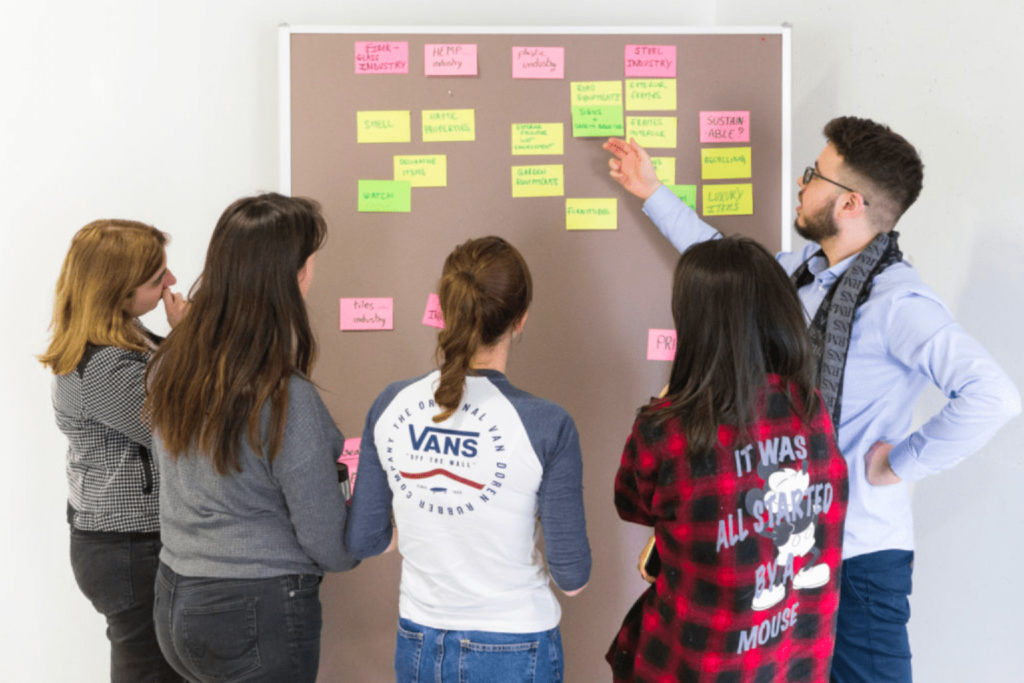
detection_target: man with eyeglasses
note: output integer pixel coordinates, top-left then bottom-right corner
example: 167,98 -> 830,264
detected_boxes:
604,117 -> 1019,683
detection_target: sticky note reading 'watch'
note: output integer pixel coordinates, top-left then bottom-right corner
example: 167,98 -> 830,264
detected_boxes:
422,293 -> 445,329
647,329 -> 677,361
357,180 -> 411,212
340,298 -> 394,331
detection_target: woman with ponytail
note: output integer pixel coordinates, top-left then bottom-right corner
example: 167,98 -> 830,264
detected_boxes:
347,236 -> 591,682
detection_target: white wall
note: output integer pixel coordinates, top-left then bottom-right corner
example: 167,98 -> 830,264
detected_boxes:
3,1 -> 1020,680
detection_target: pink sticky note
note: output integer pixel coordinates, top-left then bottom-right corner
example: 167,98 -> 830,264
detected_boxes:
354,41 -> 409,74
338,437 -> 361,492
425,43 -> 478,76
699,111 -> 751,143
339,298 -> 394,331
647,328 -> 677,361
624,44 -> 677,78
422,293 -> 445,329
512,46 -> 565,79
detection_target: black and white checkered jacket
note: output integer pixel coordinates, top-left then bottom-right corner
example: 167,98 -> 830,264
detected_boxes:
53,340 -> 160,533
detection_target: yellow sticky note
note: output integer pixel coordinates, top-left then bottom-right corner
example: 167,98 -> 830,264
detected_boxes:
511,123 -> 564,155
701,147 -> 752,180
393,155 -> 447,187
702,183 -> 753,216
626,116 -> 677,149
511,165 -> 564,198
357,110 -> 411,143
422,109 -> 475,142
651,157 -> 676,185
625,79 -> 677,111
570,81 -> 622,107
566,198 -> 617,230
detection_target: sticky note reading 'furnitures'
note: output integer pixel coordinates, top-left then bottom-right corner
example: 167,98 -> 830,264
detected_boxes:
354,41 -> 409,74
700,110 -> 751,142
422,109 -> 475,142
651,157 -> 676,185
701,147 -> 752,180
703,183 -> 753,216
668,184 -> 697,211
422,293 -> 445,329
393,155 -> 447,187
624,44 -> 676,78
511,123 -> 564,155
340,298 -> 394,331
566,198 -> 617,230
357,110 -> 411,143
338,438 -> 361,492
625,79 -> 677,111
424,43 -> 478,76
511,165 -> 564,198
357,180 -> 411,212
626,116 -> 677,148
647,329 -> 677,361
512,46 -> 564,79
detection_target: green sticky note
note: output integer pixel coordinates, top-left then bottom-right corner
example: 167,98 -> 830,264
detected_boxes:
511,165 -> 564,197
356,110 -> 411,143
625,79 -> 677,111
651,157 -> 676,185
422,109 -> 475,142
566,198 -> 617,230
393,155 -> 447,187
626,116 -> 677,148
511,123 -> 564,155
702,183 -> 753,216
667,184 -> 696,211
570,81 -> 622,107
358,180 -> 411,212
701,146 -> 752,180
571,106 -> 624,137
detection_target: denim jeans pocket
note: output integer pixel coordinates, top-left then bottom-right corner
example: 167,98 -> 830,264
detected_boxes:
69,532 -> 134,615
458,637 -> 539,683
395,622 -> 424,683
181,598 -> 261,681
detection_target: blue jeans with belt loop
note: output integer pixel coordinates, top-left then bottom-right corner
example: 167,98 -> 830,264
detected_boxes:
153,561 -> 323,683
395,617 -> 564,682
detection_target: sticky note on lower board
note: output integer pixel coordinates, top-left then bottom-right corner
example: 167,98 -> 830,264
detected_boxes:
340,298 -> 394,331
626,116 -> 677,148
338,438 -> 361,492
647,329 -> 677,361
566,198 -> 617,230
357,180 -> 411,212
511,165 -> 564,197
511,123 -> 564,155
667,184 -> 697,211
393,155 -> 447,187
625,79 -> 677,111
422,109 -> 475,142
701,147 -> 752,180
702,183 -> 753,216
651,157 -> 676,185
357,110 -> 411,143
700,110 -> 750,143
422,293 -> 445,329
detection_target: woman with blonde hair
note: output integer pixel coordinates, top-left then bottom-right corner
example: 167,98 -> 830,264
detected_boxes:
41,219 -> 187,681
347,235 -> 591,682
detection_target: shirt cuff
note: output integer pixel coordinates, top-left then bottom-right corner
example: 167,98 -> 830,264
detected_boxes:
641,184 -> 678,222
886,438 -> 931,483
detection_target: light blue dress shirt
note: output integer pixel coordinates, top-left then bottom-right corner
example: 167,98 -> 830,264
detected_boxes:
643,185 -> 1020,559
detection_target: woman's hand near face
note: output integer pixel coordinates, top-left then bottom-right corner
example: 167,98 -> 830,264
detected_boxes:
162,288 -> 189,328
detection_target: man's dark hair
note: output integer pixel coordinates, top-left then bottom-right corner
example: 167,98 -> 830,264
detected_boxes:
824,116 -> 924,230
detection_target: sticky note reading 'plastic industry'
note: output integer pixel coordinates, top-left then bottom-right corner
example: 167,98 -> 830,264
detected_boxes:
651,157 -> 676,185
338,438 -> 361,492
624,44 -> 676,78
511,165 -> 564,198
357,110 -> 411,143
511,123 -> 564,155
701,147 -> 752,180
700,111 -> 751,143
422,293 -> 445,329
566,198 -> 617,230
626,116 -> 677,149
422,109 -> 475,142
340,298 -> 394,331
703,183 -> 753,216
357,180 -> 411,212
512,46 -> 564,79
625,79 -> 677,111
668,184 -> 697,211
424,43 -> 478,76
647,329 -> 677,361
393,155 -> 447,187
354,41 -> 409,74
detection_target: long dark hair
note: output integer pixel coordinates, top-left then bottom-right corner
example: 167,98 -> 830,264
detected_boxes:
433,236 -> 532,422
646,236 -> 817,455
147,193 -> 327,474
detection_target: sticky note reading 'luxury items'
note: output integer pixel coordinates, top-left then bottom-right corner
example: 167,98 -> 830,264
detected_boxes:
340,298 -> 394,331
625,79 -> 677,111
393,155 -> 447,187
511,165 -> 564,198
703,183 -> 753,216
511,123 -> 564,155
624,44 -> 676,78
700,111 -> 751,143
357,180 -> 411,212
338,438 -> 361,492
647,329 -> 677,361
626,116 -> 677,148
512,46 -> 564,79
357,110 -> 411,143
651,157 -> 676,185
354,41 -> 409,74
424,44 -> 478,76
422,109 -> 475,142
668,184 -> 697,211
701,147 -> 752,180
422,293 -> 445,329
566,198 -> 617,230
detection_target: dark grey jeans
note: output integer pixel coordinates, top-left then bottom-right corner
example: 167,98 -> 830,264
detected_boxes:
69,528 -> 183,682
153,562 -> 323,682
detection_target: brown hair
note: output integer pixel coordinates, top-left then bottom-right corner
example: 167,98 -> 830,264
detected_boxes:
40,220 -> 167,375
146,193 -> 326,474
433,236 -> 532,422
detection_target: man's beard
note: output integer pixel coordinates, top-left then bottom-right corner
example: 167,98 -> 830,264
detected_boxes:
794,196 -> 839,242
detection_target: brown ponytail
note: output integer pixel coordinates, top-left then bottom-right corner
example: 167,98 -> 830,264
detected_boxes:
433,237 -> 532,422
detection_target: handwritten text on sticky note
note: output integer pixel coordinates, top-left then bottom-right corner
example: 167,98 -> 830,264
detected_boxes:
422,293 -> 445,329
511,123 -> 564,155
566,198 -> 617,231
357,180 -> 411,212
357,110 -> 411,143
701,147 -> 752,180
511,165 -> 564,198
424,43 -> 477,76
354,42 -> 409,74
703,183 -> 753,216
625,79 -> 677,111
571,106 -> 624,137
651,157 -> 676,185
340,298 -> 394,331
624,45 -> 676,78
700,111 -> 750,143
626,116 -> 677,149
570,81 -> 622,106
422,109 -> 475,142
393,155 -> 447,187
512,46 -> 564,79
647,329 -> 677,361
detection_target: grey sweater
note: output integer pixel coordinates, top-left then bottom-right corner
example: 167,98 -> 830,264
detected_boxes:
156,375 -> 358,577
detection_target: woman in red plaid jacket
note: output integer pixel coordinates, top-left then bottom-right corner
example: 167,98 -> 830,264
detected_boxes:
607,236 -> 849,682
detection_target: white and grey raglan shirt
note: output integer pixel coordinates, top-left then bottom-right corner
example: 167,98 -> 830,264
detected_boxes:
346,369 -> 591,633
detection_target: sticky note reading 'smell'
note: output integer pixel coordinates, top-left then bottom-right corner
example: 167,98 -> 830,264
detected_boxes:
424,43 -> 478,76
626,116 -> 677,148
422,109 -> 475,142
511,165 -> 564,198
700,111 -> 751,143
357,180 -> 411,212
354,41 -> 409,74
566,198 -> 617,231
357,110 -> 411,143
422,293 -> 445,329
512,47 -> 564,79
624,45 -> 677,78
393,155 -> 447,187
651,157 -> 676,185
703,183 -> 753,216
340,298 -> 394,331
511,123 -> 564,155
338,438 -> 361,492
625,79 -> 677,111
647,329 -> 677,361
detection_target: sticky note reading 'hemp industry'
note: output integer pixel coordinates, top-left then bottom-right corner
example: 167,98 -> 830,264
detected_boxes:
354,41 -> 409,74
702,183 -> 753,216
511,165 -> 564,198
357,180 -> 411,212
512,46 -> 564,79
338,438 -> 361,492
424,43 -> 478,76
566,198 -> 617,230
422,109 -> 475,142
701,147 -> 752,180
647,329 -> 677,361
339,298 -> 394,331
624,44 -> 676,78
511,123 -> 564,155
356,110 -> 411,143
699,110 -> 751,143
393,155 -> 447,187
422,293 -> 445,329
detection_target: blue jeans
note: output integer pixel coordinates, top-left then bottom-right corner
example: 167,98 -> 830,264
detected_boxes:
831,550 -> 913,683
395,618 -> 563,682
153,562 -> 323,682
69,528 -> 183,682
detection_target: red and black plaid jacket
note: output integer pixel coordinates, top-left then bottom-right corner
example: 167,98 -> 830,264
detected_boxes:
607,376 -> 848,682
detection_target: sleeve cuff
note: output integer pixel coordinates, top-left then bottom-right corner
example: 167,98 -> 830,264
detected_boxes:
886,439 -> 931,483
641,184 -> 677,222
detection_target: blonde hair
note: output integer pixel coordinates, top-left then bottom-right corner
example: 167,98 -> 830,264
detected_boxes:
40,219 -> 167,375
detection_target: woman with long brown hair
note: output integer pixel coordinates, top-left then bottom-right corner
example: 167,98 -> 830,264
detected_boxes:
607,236 -> 849,682
346,236 -> 592,682
147,193 -> 358,682
41,219 -> 186,681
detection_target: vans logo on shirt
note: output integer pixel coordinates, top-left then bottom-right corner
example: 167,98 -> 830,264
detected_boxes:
408,425 -> 479,458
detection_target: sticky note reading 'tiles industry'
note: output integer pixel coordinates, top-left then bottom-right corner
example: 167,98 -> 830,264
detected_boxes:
647,329 -> 677,361
340,298 -> 394,331
337,438 -> 361,492
357,110 -> 411,143
700,110 -> 751,143
424,43 -> 478,76
354,41 -> 409,74
512,46 -> 564,79
422,109 -> 475,142
511,165 -> 564,197
393,155 -> 447,187
701,147 -> 752,180
422,293 -> 445,329
566,198 -> 617,230
357,180 -> 411,212
511,123 -> 564,155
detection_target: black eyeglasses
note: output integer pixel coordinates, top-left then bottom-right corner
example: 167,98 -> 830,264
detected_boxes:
802,166 -> 869,206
